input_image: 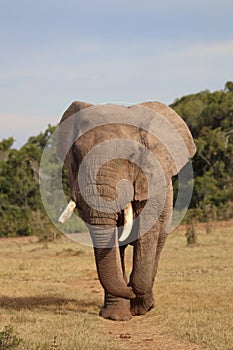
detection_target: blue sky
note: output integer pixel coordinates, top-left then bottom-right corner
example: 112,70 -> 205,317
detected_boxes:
1,0 -> 233,148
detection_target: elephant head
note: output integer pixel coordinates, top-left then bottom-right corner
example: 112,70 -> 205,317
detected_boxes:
56,100 -> 196,301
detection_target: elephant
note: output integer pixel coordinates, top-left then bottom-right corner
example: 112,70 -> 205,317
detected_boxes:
56,100 -> 196,321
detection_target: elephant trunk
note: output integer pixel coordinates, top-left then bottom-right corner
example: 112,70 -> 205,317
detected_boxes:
58,200 -> 135,299
91,228 -> 135,299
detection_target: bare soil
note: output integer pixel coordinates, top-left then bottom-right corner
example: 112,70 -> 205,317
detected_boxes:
103,317 -> 201,350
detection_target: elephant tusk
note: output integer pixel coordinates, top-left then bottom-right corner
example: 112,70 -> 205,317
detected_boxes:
58,200 -> 76,224
119,202 -> 133,242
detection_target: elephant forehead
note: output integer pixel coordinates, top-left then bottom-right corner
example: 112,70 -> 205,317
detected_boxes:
71,103 -> 192,175
75,124 -> 142,160
74,104 -> 189,162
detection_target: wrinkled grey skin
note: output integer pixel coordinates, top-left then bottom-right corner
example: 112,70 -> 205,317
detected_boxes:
57,101 -> 196,321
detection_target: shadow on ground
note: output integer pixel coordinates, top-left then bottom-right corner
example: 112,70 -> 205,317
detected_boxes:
0,295 -> 100,315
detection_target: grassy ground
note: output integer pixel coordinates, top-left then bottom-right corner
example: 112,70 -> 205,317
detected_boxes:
0,221 -> 232,349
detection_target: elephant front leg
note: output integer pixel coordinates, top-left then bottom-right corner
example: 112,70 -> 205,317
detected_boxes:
129,225 -> 160,316
130,291 -> 154,316
100,245 -> 132,321
100,292 -> 132,321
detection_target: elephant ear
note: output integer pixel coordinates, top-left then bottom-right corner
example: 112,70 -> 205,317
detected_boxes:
138,101 -> 196,176
57,101 -> 93,187
57,101 -> 93,165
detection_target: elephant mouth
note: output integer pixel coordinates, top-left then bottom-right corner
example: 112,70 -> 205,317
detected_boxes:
58,200 -> 133,243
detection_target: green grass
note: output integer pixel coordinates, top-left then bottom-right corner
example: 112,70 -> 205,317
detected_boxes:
0,222 -> 232,349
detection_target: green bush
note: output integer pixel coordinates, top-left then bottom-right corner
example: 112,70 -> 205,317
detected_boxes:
0,325 -> 22,350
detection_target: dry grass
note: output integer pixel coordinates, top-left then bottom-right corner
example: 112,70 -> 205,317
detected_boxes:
0,222 -> 232,349
151,222 -> 233,349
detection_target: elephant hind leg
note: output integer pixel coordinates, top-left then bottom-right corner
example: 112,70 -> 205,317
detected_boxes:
130,291 -> 154,316
129,207 -> 160,316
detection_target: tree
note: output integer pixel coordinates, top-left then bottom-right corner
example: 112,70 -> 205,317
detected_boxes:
225,81 -> 233,92
171,82 -> 233,221
0,127 -> 83,237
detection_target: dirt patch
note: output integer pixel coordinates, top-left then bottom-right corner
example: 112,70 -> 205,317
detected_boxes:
103,317 -> 201,350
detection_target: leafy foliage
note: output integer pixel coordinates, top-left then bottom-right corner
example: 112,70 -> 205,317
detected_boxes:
0,135 -> 45,236
171,82 -> 233,221
0,124 -> 85,237
0,325 -> 22,350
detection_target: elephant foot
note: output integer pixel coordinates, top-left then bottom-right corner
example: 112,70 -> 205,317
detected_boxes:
130,291 -> 154,316
100,299 -> 132,321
